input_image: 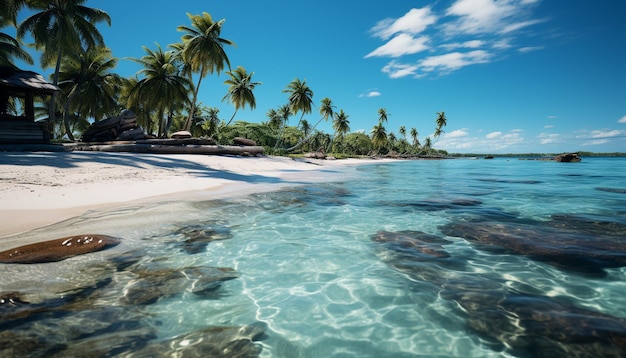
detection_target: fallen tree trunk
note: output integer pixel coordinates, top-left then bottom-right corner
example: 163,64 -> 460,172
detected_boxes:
70,143 -> 264,156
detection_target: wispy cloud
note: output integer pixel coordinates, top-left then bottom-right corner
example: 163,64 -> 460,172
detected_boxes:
366,0 -> 544,79
618,115 -> 626,124
538,132 -> 560,144
436,129 -> 525,151
359,90 -> 381,98
370,7 -> 437,40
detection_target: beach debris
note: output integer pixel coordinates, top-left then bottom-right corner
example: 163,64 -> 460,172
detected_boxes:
233,137 -> 257,146
81,109 -> 144,142
304,151 -> 326,159
0,234 -> 120,264
171,130 -> 192,139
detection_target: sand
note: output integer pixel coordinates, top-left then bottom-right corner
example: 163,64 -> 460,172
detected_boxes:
0,151 -> 381,238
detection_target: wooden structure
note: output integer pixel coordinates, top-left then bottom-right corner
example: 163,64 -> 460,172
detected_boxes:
0,66 -> 59,144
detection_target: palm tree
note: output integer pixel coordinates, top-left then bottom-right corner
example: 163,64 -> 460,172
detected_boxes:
1,0 -> 32,67
286,96 -> 333,152
283,78 -> 313,127
434,111 -> 447,139
332,109 -> 350,153
128,44 -> 192,137
222,65 -> 260,126
410,127 -> 420,151
57,46 -> 122,132
273,104 -> 292,150
177,12 -> 234,131
423,137 -> 433,153
17,0 -> 111,140
371,122 -> 388,154
0,32 -> 32,67
377,108 -> 389,123
266,108 -> 281,131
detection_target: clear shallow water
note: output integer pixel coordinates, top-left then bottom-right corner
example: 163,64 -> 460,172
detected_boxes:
2,157 -> 626,357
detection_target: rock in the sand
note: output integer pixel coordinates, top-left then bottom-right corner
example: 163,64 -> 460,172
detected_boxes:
233,137 -> 257,146
304,151 -> 326,159
170,130 -> 192,139
0,235 -> 120,264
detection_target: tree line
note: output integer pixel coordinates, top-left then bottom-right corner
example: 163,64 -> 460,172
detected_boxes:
1,0 -> 448,156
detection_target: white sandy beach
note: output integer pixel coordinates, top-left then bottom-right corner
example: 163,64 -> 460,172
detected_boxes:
0,152 -> 381,238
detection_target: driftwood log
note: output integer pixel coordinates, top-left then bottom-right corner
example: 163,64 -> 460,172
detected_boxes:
71,143 -> 264,156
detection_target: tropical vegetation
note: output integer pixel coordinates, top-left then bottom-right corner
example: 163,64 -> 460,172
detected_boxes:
0,1 -> 449,157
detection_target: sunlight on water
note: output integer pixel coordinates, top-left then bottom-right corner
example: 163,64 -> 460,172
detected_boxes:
2,157 -> 626,357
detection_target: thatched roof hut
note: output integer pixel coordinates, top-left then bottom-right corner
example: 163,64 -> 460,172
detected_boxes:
0,66 -> 59,143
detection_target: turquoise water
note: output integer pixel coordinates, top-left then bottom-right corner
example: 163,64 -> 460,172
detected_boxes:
2,157 -> 626,357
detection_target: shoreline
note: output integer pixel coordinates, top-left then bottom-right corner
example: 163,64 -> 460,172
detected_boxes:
0,152 -> 387,239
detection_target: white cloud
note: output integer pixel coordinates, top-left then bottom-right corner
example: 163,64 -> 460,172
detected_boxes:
370,7 -> 437,40
544,125 -> 554,129
365,34 -> 430,58
445,0 -> 539,35
547,115 -> 558,119
445,129 -> 469,138
440,40 -> 485,50
418,50 -> 491,73
381,61 -> 420,79
362,91 -> 381,98
618,115 -> 626,123
518,46 -> 544,53
486,131 -> 502,139
538,133 -> 560,144
582,139 -> 609,146
590,129 -> 623,138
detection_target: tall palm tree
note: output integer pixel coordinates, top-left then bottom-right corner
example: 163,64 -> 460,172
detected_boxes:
410,127 -> 421,151
222,65 -> 260,126
273,103 -> 292,149
17,0 -> 111,140
177,12 -> 234,131
266,108 -> 281,131
283,78 -> 313,127
377,108 -> 389,123
371,122 -> 388,154
128,44 -> 192,137
286,96 -> 333,152
57,46 -> 122,132
332,109 -> 350,153
399,126 -> 406,141
434,111 -> 447,138
423,137 -> 433,153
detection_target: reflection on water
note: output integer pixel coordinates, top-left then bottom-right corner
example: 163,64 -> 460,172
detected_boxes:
1,158 -> 626,357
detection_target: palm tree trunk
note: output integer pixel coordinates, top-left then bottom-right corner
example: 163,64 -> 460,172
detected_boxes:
184,68 -> 204,131
52,40 -> 74,141
224,108 -> 238,127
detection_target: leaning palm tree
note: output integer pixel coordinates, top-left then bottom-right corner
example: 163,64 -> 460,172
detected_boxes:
128,44 -> 192,137
57,46 -> 123,133
17,0 -> 111,140
222,65 -> 261,126
434,111 -> 447,139
286,96 -> 333,152
177,12 -> 234,131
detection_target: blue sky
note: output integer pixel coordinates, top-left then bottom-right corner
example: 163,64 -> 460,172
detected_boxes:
14,0 -> 626,153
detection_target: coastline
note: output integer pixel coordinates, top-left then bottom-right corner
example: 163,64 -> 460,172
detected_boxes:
0,152 -> 387,239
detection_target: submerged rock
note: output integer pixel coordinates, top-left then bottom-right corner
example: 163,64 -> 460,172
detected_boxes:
0,235 -> 120,264
439,221 -> 626,273
372,230 -> 452,258
174,223 -> 233,254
